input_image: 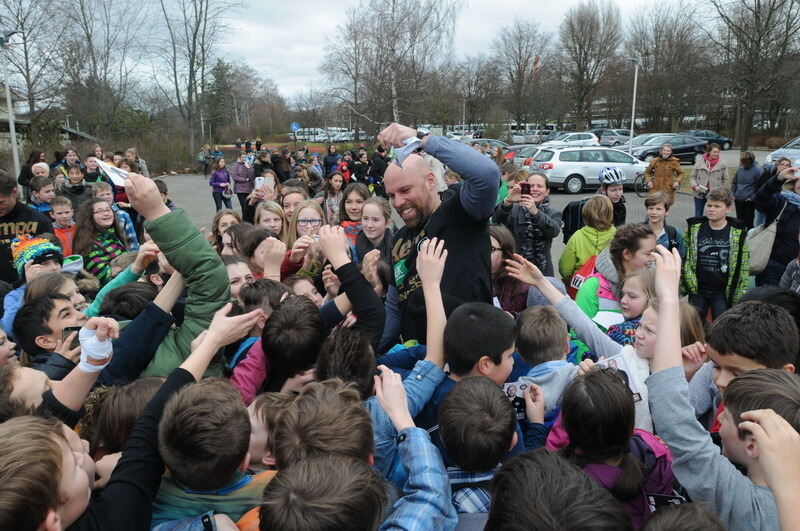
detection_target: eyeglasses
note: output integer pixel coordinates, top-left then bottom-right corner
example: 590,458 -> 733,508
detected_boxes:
297,219 -> 323,227
93,208 -> 113,215
491,246 -> 503,253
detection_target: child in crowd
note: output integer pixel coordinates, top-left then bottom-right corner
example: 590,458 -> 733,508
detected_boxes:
254,201 -> 287,240
644,191 -> 685,257
92,181 -> 140,251
56,164 -> 93,211
649,245 -> 800,531
50,196 -> 76,255
682,188 -> 749,320
29,175 -> 56,214
223,255 -> 255,299
209,158 -> 233,211
559,195 -> 616,284
339,182 -> 368,245
73,198 -> 129,285
154,179 -> 176,210
209,209 -> 241,254
598,166 -> 627,226
245,391 -> 293,471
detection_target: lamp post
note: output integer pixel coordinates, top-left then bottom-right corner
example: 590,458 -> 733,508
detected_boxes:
628,58 -> 640,155
1,31 -> 21,183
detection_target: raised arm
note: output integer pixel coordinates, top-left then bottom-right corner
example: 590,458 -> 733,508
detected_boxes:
417,238 -> 447,369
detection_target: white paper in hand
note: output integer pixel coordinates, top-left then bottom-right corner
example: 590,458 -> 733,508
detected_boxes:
95,159 -> 129,187
393,137 -> 422,168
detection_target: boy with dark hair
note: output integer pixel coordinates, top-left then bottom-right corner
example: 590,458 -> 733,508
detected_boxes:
260,368 -> 457,530
153,378 -> 275,525
56,164 -> 93,211
246,391 -> 293,470
487,449 -> 633,530
650,245 -> 800,531
29,175 -> 56,214
154,179 -> 177,210
682,187 -> 749,319
50,196 -> 76,255
644,191 -> 684,256
13,293 -> 82,378
438,377 -> 518,514
642,503 -> 725,531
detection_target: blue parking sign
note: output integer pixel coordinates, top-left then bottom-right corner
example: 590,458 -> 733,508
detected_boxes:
290,122 -> 300,132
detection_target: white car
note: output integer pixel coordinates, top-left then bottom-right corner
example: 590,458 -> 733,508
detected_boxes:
540,132 -> 600,148
530,146 -> 647,194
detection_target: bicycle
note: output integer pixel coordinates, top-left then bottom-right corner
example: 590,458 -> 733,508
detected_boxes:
633,174 -> 649,198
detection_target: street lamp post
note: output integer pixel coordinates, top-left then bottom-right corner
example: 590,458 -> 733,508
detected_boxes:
628,58 -> 640,156
1,31 -> 21,184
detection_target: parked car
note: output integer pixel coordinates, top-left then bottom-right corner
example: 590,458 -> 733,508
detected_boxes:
629,134 -> 707,163
530,146 -> 648,194
595,129 -> 631,146
679,129 -> 733,150
540,132 -> 600,148
332,131 -> 355,142
511,145 -> 541,169
618,133 -> 671,150
764,136 -> 800,167
510,129 -> 550,144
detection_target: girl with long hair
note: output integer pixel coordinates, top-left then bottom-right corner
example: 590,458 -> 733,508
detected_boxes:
209,158 -> 233,211
209,209 -> 242,254
339,182 -> 369,245
355,197 -> 392,263
73,198 -> 129,285
254,201 -> 287,242
318,172 -> 344,223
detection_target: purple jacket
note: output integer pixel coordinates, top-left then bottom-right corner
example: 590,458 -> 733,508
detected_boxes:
231,161 -> 255,194
209,168 -> 230,193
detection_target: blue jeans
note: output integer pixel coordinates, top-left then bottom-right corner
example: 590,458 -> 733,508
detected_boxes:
694,197 -> 706,217
689,288 -> 729,321
212,191 -> 232,211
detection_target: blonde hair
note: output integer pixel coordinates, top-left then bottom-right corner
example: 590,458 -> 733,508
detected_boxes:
618,269 -> 656,304
254,201 -> 287,241
285,199 -> 326,248
581,195 -> 614,231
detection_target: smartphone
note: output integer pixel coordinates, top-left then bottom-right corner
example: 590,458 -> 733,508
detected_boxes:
520,182 -> 531,196
62,325 -> 82,350
255,176 -> 265,189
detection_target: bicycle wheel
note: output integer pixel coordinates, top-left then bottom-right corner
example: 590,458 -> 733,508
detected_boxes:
634,175 -> 648,198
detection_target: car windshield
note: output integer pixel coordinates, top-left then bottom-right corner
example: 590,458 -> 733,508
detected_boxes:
551,133 -> 569,141
784,137 -> 800,149
630,135 -> 654,146
642,136 -> 674,146
534,150 -> 555,162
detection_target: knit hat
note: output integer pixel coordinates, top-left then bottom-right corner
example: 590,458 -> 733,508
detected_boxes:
11,236 -> 63,275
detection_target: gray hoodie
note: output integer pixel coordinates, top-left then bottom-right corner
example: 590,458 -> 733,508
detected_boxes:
647,367 -> 778,531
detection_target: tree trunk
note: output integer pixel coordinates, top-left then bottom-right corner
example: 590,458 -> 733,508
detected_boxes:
391,70 -> 400,123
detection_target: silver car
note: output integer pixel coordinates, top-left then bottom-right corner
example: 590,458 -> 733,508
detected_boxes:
530,146 -> 647,194
598,129 -> 631,146
511,145 -> 541,169
539,132 -> 600,148
764,136 -> 800,167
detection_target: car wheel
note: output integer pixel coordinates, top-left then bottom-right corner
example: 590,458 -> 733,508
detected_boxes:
564,175 -> 584,194
722,142 -> 731,150
613,141 -> 620,146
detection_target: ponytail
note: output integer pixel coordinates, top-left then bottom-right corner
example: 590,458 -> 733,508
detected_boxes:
609,450 -> 644,501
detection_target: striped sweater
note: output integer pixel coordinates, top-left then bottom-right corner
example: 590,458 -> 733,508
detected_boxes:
83,228 -> 126,285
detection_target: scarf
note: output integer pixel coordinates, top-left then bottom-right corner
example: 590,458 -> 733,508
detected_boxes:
703,153 -> 719,171
519,200 -> 549,272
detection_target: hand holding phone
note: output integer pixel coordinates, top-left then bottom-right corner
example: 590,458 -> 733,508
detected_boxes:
255,176 -> 265,189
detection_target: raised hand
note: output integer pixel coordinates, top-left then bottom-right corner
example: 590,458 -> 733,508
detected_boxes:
374,365 -> 414,431
524,383 -> 546,424
317,225 -> 350,268
132,241 -> 160,274
256,237 -> 286,279
125,173 -> 170,221
416,237 -> 447,287
204,302 -> 264,348
322,264 -> 341,296
377,123 -> 418,149
652,245 -> 681,302
505,253 -> 545,286
289,235 -> 314,264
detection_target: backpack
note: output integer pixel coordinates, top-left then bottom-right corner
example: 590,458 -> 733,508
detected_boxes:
664,225 -> 680,252
567,255 -> 597,299
562,199 -> 587,243
196,151 -> 206,163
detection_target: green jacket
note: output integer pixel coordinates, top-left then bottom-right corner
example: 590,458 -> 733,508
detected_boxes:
139,209 -> 230,377
681,216 -> 749,306
558,225 -> 617,285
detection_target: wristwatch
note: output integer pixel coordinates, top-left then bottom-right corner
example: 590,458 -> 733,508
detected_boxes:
416,130 -> 428,141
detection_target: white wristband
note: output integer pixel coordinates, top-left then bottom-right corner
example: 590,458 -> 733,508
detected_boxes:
78,327 -> 112,373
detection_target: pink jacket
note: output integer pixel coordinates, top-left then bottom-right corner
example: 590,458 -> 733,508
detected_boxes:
230,338 -> 269,404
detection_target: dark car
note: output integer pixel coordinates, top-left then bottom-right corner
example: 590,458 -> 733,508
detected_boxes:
679,129 -> 733,150
629,134 -> 708,164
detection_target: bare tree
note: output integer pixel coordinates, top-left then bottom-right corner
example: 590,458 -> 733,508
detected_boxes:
322,11 -> 370,133
560,0 -> 622,129
154,0 -> 234,159
492,20 -> 551,126
705,0 -> 800,150
453,54 -> 504,126
0,0 -> 64,144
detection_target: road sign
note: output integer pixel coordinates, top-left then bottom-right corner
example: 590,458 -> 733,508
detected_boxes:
290,122 -> 300,132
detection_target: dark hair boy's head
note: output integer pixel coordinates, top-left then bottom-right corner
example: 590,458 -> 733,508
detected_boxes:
724,368 -> 800,437
99,282 -> 157,319
487,449 -> 633,531
154,179 -> 168,195
439,377 -> 515,472
239,278 -> 289,315
240,228 -> 280,260
516,306 -> 568,366
263,295 -> 324,379
13,293 -> 71,356
0,365 -> 35,422
443,302 -> 516,376
316,329 -> 375,400
641,503 -> 725,531
561,368 -> 642,501
643,191 -> 673,210
259,455 -> 385,531
740,287 -> 800,359
159,379 -> 250,491
706,188 -> 733,206
0,171 -> 16,196
29,175 -> 53,193
707,301 -> 799,369
271,379 -> 373,469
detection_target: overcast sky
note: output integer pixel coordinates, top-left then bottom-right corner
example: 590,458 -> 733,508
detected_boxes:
219,0 -> 652,99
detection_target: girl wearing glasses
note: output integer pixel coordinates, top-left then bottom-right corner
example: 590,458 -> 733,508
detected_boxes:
282,200 -> 327,279
73,198 -> 130,285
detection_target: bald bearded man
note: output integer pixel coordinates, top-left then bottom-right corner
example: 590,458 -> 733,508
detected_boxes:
378,123 -> 500,345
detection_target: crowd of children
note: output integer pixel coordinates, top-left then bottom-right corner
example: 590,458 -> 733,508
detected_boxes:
0,125 -> 799,531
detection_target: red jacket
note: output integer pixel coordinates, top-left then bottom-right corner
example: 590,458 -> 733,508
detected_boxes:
54,224 -> 76,256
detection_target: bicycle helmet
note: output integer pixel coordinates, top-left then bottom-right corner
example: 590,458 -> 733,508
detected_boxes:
598,166 -> 626,185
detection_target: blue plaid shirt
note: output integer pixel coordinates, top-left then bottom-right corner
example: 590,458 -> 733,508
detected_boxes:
112,203 -> 140,250
447,467 -> 496,513
380,427 -> 457,530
